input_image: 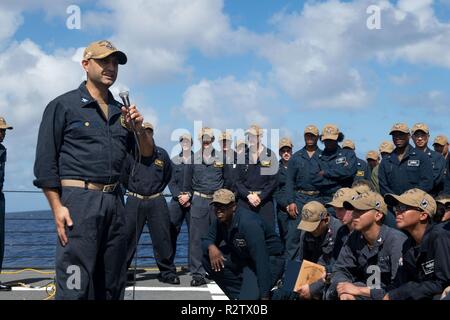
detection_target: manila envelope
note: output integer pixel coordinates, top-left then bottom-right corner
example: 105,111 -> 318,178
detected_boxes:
293,260 -> 326,292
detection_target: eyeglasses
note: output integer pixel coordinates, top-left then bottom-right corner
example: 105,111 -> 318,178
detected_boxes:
413,132 -> 428,138
394,205 -> 421,214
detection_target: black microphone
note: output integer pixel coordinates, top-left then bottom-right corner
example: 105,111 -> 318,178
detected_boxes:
119,91 -> 136,130
119,91 -> 131,108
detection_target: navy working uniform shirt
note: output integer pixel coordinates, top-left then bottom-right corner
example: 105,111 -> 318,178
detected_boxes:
378,145 -> 434,196
328,224 -> 407,300
0,144 -> 6,192
202,208 -> 284,299
168,151 -> 194,199
444,157 -> 450,194
388,223 -> 450,300
34,82 -> 134,188
354,157 -> 371,182
122,146 -> 172,195
285,147 -> 322,204
235,146 -> 278,203
222,149 -> 238,192
273,160 -> 289,211
332,225 -> 352,263
183,148 -> 231,194
311,147 -> 357,196
422,148 -> 446,196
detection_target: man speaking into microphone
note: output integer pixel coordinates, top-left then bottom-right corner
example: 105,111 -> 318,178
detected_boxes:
33,40 -> 153,300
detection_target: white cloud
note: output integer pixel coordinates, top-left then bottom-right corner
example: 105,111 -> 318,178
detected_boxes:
0,40 -> 84,191
82,0 -> 255,84
256,0 -> 450,109
0,8 -> 23,48
396,90 -> 450,114
389,73 -> 417,86
180,76 -> 280,130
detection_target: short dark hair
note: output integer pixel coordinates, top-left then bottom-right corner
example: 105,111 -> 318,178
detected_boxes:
351,179 -> 375,192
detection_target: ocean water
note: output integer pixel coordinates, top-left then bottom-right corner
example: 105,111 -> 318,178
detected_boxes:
3,210 -> 189,269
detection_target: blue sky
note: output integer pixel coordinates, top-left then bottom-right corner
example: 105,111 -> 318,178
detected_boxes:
1,0 -> 450,212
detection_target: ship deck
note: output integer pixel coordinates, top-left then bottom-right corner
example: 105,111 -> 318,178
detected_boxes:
0,267 -> 228,300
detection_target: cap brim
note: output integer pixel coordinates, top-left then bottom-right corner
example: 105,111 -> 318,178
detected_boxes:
389,130 -> 409,135
210,199 -> 234,206
325,200 -> 343,208
433,142 -> 446,146
0,126 -> 13,130
297,220 -> 321,232
91,50 -> 127,65
304,131 -> 318,136
436,199 -> 450,206
384,194 -> 407,207
279,144 -> 292,149
412,129 -> 429,135
343,200 -> 372,211
321,134 -> 339,141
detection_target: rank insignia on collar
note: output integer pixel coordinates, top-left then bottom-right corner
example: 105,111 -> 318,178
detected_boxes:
155,159 -> 164,167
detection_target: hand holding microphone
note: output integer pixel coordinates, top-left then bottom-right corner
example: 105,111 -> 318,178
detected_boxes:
119,91 -> 144,133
